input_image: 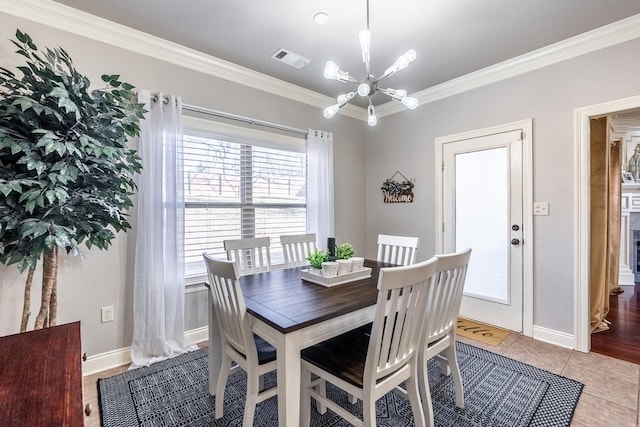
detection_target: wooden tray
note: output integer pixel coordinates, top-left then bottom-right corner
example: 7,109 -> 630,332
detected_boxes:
300,267 -> 372,287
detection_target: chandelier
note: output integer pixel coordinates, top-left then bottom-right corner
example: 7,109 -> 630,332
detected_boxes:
322,0 -> 419,126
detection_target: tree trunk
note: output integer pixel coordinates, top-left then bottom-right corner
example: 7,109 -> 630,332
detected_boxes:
49,246 -> 59,327
20,266 -> 35,332
34,249 -> 57,329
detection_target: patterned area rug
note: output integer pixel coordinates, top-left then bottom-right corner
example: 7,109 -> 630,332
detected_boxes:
98,342 -> 583,426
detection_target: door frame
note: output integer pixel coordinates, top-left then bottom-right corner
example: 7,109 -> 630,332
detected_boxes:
435,119 -> 534,337
574,95 -> 640,352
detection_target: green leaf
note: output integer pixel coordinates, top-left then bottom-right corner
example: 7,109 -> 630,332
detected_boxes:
15,29 -> 27,44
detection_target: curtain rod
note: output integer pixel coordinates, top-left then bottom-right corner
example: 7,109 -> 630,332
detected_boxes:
182,103 -> 308,137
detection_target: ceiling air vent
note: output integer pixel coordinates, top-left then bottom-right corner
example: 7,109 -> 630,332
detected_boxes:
271,48 -> 310,69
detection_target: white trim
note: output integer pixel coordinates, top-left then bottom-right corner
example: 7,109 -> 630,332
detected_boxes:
435,119 -> 533,337
532,325 -> 575,350
82,326 -> 209,376
0,0 -> 365,120
3,1 -> 640,122
573,95 -> 640,353
377,14 -> 640,118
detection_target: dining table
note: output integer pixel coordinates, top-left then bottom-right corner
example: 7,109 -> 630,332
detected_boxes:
207,259 -> 392,427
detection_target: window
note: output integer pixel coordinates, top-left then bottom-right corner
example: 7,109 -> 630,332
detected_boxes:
183,119 -> 307,279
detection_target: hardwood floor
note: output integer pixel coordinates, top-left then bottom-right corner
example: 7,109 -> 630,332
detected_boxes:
591,283 -> 640,364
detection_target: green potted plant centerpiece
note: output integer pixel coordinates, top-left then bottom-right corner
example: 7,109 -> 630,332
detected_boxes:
307,249 -> 329,271
0,30 -> 145,331
335,242 -> 355,275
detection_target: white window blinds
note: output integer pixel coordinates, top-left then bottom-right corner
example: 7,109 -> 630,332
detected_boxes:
183,130 -> 307,278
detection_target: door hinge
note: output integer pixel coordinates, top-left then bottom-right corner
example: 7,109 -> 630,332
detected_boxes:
441,161 -> 444,171
518,131 -> 525,141
442,222 -> 445,233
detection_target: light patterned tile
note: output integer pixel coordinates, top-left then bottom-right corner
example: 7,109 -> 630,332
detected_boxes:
563,363 -> 638,410
572,392 -> 637,426
502,336 -> 572,374
566,350 -> 640,384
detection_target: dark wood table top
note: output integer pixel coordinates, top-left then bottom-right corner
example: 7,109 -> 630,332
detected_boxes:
0,322 -> 83,426
240,259 -> 392,334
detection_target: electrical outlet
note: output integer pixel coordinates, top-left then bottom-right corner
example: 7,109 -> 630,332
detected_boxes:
533,202 -> 549,216
101,306 -> 114,323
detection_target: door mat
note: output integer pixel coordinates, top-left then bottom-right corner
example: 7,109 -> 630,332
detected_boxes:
456,317 -> 510,346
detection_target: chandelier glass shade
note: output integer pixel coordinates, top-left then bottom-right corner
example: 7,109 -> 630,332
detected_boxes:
322,0 -> 419,126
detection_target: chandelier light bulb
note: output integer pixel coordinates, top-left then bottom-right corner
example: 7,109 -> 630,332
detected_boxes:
405,49 -> 417,62
357,83 -> 370,97
337,91 -> 356,103
323,61 -> 341,80
359,29 -> 371,63
400,96 -> 419,110
323,103 -> 341,119
367,104 -> 377,126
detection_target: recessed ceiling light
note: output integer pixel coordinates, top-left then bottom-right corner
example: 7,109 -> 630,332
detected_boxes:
313,12 -> 329,24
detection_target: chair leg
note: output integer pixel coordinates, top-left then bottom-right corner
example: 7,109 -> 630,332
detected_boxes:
418,353 -> 434,427
215,353 -> 232,419
243,369 -> 259,427
362,395 -> 377,427
408,362 -> 427,427
318,379 -> 327,414
258,374 -> 264,391
445,344 -> 464,408
348,392 -> 357,404
300,366 -> 312,426
438,351 -> 451,376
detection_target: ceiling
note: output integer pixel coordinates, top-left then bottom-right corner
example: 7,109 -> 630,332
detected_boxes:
53,0 -> 640,108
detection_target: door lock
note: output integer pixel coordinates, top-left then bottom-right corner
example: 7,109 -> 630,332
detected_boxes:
511,238 -> 520,246
512,224 -> 520,231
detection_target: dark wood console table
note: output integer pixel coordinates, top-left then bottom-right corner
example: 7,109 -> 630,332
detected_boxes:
0,321 -> 83,426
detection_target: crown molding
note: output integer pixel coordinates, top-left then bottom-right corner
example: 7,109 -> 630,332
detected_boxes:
0,0 -> 367,121
376,13 -> 640,118
3,1 -> 639,123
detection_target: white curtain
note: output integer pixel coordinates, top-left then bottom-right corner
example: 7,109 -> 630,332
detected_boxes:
130,90 -> 194,368
307,129 -> 334,251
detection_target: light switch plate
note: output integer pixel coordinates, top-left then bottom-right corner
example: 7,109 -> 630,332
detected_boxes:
533,202 -> 549,216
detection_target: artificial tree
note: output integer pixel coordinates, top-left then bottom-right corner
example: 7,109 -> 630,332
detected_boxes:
0,30 -> 145,331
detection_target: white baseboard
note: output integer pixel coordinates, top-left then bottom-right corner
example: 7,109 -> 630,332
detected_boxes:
532,325 -> 576,350
82,326 -> 209,376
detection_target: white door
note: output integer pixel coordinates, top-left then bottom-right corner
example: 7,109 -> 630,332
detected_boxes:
441,129 -> 524,332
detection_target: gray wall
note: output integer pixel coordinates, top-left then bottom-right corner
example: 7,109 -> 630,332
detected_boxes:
364,38 -> 640,335
0,13 -> 367,356
2,10 -> 640,356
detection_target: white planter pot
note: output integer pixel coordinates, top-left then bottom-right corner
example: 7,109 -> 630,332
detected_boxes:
321,261 -> 339,277
350,257 -> 365,272
336,259 -> 352,275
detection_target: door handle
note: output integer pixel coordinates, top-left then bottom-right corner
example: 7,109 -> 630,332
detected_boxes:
511,238 -> 520,246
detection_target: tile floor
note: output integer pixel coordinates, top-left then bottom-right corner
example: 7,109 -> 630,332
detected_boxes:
81,335 -> 640,426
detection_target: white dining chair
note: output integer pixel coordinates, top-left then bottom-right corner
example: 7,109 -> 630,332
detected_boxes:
376,234 -> 420,266
280,233 -> 317,268
223,236 -> 272,276
418,248 -> 471,425
203,254 -> 278,427
300,258 -> 438,427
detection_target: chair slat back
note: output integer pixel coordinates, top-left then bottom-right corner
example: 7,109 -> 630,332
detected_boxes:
280,233 -> 317,268
425,248 -> 471,344
365,257 -> 438,383
376,234 -> 420,266
203,254 -> 254,359
223,237 -> 272,276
